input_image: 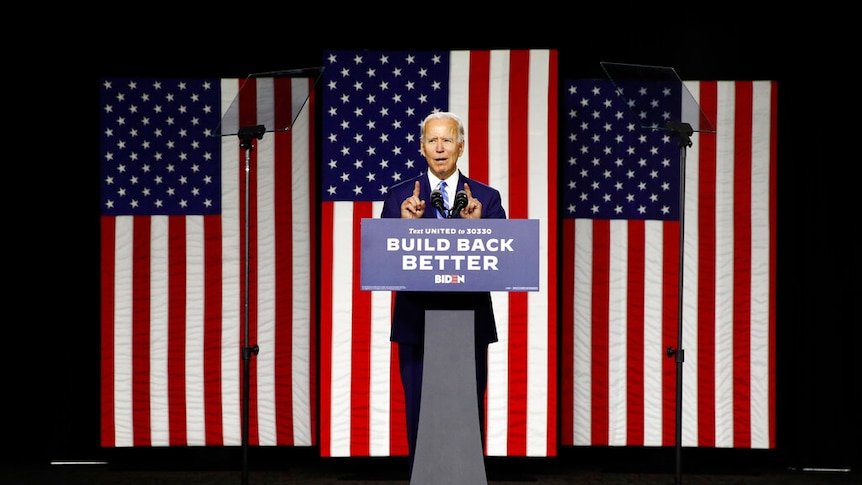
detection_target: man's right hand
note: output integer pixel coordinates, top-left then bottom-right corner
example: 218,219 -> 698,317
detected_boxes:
400,180 -> 426,218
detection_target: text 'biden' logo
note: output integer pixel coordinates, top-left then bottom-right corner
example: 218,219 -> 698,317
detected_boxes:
434,274 -> 466,284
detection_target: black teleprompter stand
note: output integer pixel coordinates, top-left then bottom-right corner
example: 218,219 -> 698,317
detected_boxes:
238,124 -> 264,485
665,120 -> 693,485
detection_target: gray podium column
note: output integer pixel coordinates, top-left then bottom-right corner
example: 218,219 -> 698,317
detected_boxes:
410,310 -> 487,485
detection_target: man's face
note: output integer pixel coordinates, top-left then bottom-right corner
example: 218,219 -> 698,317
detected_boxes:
420,118 -> 464,180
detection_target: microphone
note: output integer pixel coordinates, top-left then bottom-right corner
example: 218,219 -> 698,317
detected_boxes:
430,189 -> 447,218
448,190 -> 468,218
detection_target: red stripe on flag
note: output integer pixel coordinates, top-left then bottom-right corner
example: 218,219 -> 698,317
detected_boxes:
132,216 -> 152,446
545,50 -> 559,457
697,81 -> 718,447
168,216 -> 188,446
507,291 -> 529,455
203,214 -> 224,445
560,219 -> 575,446
318,202 -> 335,455
505,50 -> 532,455
100,216 -> 116,446
466,52 -> 490,184
661,222 -> 680,447
626,220 -> 645,445
732,81 -> 754,448
507,49 -> 531,218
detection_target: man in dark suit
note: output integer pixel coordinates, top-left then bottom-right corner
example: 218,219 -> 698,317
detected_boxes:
380,111 -> 506,474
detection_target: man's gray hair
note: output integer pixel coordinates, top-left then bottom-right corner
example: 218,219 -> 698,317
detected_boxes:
420,111 -> 465,143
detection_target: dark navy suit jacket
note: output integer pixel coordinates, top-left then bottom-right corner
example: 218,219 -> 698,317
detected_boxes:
380,171 -> 506,346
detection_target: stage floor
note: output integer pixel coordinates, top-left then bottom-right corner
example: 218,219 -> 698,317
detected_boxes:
3,448 -> 856,485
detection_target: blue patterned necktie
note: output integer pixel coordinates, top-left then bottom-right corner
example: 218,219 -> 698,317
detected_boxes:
437,180 -> 449,219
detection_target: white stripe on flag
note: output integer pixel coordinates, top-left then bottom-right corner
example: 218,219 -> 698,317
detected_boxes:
643,220 -> 666,446
255,109 -> 278,445
571,219 -> 593,446
219,80 -> 243,447
328,201 -> 356,457
150,216 -> 170,444
113,217 -> 134,447
185,217 -> 207,445
747,81 -> 773,450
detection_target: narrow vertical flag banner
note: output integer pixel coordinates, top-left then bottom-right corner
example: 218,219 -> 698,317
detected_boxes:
319,49 -> 559,457
100,76 -> 317,447
560,78 -> 776,449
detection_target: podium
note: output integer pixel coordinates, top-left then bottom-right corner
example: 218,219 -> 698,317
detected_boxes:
411,309 -> 486,485
360,218 -> 540,485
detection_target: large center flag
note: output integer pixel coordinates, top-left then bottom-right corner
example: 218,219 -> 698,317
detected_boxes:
100,76 -> 317,447
560,78 -> 776,448
319,49 -> 559,457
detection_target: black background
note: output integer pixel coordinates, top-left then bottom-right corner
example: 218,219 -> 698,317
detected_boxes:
7,6 -> 858,472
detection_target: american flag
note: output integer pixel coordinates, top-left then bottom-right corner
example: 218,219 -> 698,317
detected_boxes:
100,76 -> 317,447
561,78 -> 777,448
319,49 -> 559,457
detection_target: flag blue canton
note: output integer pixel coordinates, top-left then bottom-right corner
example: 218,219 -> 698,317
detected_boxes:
321,50 -> 450,201
563,79 -> 681,220
100,78 -> 222,216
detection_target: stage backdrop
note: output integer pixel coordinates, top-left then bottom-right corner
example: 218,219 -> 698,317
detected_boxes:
100,76 -> 318,447
319,49 -> 559,457
97,60 -> 776,456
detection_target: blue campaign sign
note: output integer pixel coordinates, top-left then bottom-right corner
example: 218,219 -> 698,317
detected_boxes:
360,218 -> 540,292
